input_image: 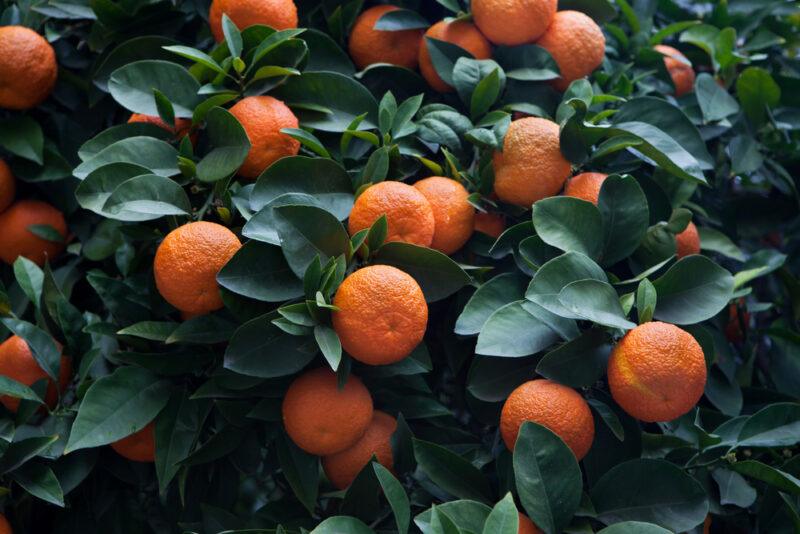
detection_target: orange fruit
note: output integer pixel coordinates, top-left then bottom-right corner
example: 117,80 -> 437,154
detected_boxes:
675,221 -> 700,258
0,335 -> 71,413
209,0 -> 298,42
111,422 -> 156,462
414,177 -> 475,254
725,300 -> 750,343
0,26 -> 57,110
348,5 -> 424,71
128,113 -> 193,140
474,212 -> 505,238
563,172 -> 608,205
0,200 -> 67,266
536,10 -> 606,91
348,181 -> 435,247
282,368 -> 374,455
419,20 -> 492,92
0,159 -> 16,213
500,379 -> 594,460
518,513 -> 543,534
703,515 -> 711,534
0,513 -> 10,534
607,322 -> 707,422
322,410 -> 397,489
493,117 -> 571,207
654,44 -> 695,97
153,221 -> 241,314
333,265 -> 428,365
229,95 -> 300,179
472,0 -> 556,46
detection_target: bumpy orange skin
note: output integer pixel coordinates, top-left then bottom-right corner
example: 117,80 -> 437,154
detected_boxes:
0,513 -> 11,534
500,379 -> 594,460
229,96 -> 300,179
348,181 -> 435,247
322,410 -> 396,489
333,265 -> 428,365
474,212 -> 505,238
348,5 -> 424,71
0,335 -> 71,413
419,20 -> 492,92
563,172 -> 608,205
128,113 -> 194,139
0,160 -> 16,213
536,10 -> 606,91
676,221 -> 701,258
654,44 -> 695,97
0,26 -> 57,110
111,422 -> 156,462
414,177 -> 475,254
608,322 -> 707,423
493,117 -> 571,208
0,200 -> 67,266
282,368 -> 374,455
518,513 -> 543,534
472,0 -> 556,46
153,221 -> 241,314
209,0 -> 297,42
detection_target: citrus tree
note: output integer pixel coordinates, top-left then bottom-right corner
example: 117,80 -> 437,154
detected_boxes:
0,0 -> 798,532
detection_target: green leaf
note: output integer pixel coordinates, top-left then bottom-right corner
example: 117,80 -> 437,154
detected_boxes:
64,366 -> 171,453
311,516 -> 374,534
597,175 -> 650,266
9,462 -> 64,507
532,197 -> 604,259
217,241 -> 304,302
514,422 -> 582,534
155,393 -> 210,493
736,66 -> 781,125
374,463 -> 411,534
536,328 -> 611,388
374,8 -> 429,30
14,256 -> 44,306
597,523 -> 671,534
1,319 -> 61,381
280,128 -> 330,158
414,501 -> 491,534
558,280 -> 636,329
274,205 -> 351,278
526,251 -> 607,319
712,468 -> 757,508
196,107 -> 251,182
734,249 -> 787,289
102,174 -> 192,220
698,227 -> 745,261
736,403 -> 800,448
244,193 -> 324,246
475,301 -> 560,357
75,163 -> 154,220
412,438 -> 492,503
166,315 -> 236,345
494,45 -> 559,81
652,255 -> 734,324
636,278 -> 657,324
482,493 -> 518,534
730,461 -> 800,495
373,242 -> 471,302
109,60 -> 202,118
224,318 -> 316,378
467,356 -> 537,402
455,274 -> 527,336
314,325 -> 342,371
695,73 -> 740,122
0,376 -> 44,404
221,14 -> 243,58
73,137 -> 180,179
117,321 -> 177,341
425,37 -> 475,89
0,116 -> 44,164
163,45 -> 225,75
276,432 -> 319,514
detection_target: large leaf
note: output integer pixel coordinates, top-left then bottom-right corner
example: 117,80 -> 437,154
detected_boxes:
273,204 -> 351,278
217,241 -> 304,302
652,256 -> 734,324
557,280 -> 636,330
196,107 -> 251,182
412,439 -> 492,503
475,301 -> 560,357
224,317 -> 316,378
532,197 -> 604,260
597,175 -> 650,266
108,60 -> 202,117
526,251 -> 607,319
455,273 -> 528,335
102,174 -> 192,220
73,137 -> 179,179
373,242 -> 471,302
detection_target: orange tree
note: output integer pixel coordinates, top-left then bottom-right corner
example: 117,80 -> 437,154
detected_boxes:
0,0 -> 799,532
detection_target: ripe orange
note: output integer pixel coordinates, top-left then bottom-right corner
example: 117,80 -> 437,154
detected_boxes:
153,221 -> 241,314
111,422 -> 155,462
0,200 -> 67,266
493,117 -> 571,207
607,322 -> 707,422
654,44 -> 695,97
209,0 -> 298,42
474,212 -> 505,238
563,172 -> 608,205
414,177 -> 475,254
536,10 -> 606,91
500,379 -> 594,459
0,335 -> 71,413
349,5 -> 424,71
128,113 -> 193,140
472,0 -> 556,46
0,26 -> 57,110
419,20 -> 492,92
0,513 -> 10,534
348,181 -> 435,247
0,159 -> 16,213
322,410 -> 396,489
333,265 -> 428,365
282,368 -> 374,455
725,300 -> 750,343
229,96 -> 300,179
518,513 -> 543,534
675,221 -> 700,258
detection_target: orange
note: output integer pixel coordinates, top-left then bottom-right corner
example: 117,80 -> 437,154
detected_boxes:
209,0 -> 297,42
675,221 -> 700,258
0,159 -> 16,213
654,44 -> 695,97
111,422 -> 156,462
414,177 -> 475,254
563,172 -> 608,205
348,5 -> 424,71
333,265 -> 428,365
500,379 -> 594,460
128,113 -> 193,140
703,515 -> 711,534
0,26 -> 57,110
0,513 -> 10,534
348,181 -> 435,247
474,212 -> 505,238
607,322 -> 707,422
536,10 -> 606,91
472,0 -> 556,46
493,117 -> 571,207
322,410 -> 397,489
518,513 -> 543,534
229,96 -> 300,179
725,300 -> 749,343
282,368 -> 374,455
0,200 -> 67,266
419,20 -> 492,92
0,335 -> 71,413
153,221 -> 241,314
